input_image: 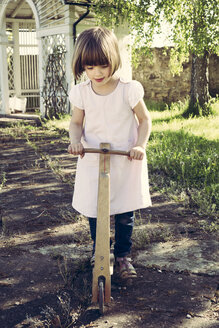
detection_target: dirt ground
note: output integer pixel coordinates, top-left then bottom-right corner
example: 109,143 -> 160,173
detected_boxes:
0,116 -> 218,328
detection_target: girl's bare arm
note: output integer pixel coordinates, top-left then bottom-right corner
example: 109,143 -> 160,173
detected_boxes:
130,99 -> 152,160
68,107 -> 85,156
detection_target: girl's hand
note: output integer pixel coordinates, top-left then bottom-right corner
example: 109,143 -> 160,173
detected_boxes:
129,146 -> 145,161
68,142 -> 84,158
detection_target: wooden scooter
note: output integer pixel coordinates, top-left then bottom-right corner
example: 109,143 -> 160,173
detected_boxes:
84,143 -> 130,314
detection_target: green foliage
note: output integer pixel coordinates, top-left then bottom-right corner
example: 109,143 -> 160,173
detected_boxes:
92,0 -> 219,74
92,1 -> 156,52
92,0 -> 219,117
160,0 -> 219,55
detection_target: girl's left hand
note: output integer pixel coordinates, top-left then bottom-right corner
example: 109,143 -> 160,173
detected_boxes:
128,146 -> 145,161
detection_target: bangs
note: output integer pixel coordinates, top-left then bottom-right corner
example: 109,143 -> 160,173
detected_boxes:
72,27 -> 121,79
81,39 -> 110,67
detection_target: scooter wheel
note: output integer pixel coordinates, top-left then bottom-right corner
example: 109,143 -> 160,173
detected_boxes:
98,278 -> 104,314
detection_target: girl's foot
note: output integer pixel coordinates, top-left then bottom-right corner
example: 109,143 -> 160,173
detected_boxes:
114,256 -> 137,280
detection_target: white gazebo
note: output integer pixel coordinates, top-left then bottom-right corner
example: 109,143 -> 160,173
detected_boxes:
0,0 -> 132,117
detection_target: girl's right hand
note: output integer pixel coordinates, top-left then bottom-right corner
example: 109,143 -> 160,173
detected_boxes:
68,142 -> 84,158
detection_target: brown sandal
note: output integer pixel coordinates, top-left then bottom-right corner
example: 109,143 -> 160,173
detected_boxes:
115,257 -> 137,279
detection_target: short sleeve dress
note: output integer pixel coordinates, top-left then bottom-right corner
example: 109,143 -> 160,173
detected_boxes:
69,78 -> 152,218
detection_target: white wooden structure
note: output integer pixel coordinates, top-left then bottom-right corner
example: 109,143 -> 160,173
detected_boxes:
0,0 -> 132,117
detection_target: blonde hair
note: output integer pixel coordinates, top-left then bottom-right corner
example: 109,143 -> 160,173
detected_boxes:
72,27 -> 121,79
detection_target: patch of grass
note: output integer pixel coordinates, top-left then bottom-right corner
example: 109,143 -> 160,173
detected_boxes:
148,130 -> 218,217
151,110 -> 219,141
151,98 -> 219,141
44,114 -> 71,132
147,98 -> 219,220
133,225 -> 173,250
183,96 -> 219,118
145,99 -> 167,112
148,130 -> 218,188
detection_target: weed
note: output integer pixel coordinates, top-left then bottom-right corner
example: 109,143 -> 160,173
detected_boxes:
0,171 -> 6,189
57,256 -> 91,307
26,133 -> 38,151
133,225 -> 173,250
135,210 -> 143,226
199,219 -> 219,233
58,209 -> 78,223
26,291 -> 82,327
57,256 -> 73,286
135,210 -> 152,226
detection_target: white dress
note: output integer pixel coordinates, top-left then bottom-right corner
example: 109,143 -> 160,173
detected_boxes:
69,78 -> 152,218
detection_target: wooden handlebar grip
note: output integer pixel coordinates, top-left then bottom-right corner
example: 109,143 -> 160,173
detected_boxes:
83,148 -> 130,157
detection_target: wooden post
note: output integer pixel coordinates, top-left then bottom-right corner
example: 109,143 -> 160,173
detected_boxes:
92,143 -> 111,304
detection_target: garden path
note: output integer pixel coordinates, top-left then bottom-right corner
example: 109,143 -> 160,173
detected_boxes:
0,117 -> 218,328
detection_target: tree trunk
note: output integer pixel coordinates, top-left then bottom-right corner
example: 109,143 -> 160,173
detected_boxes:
189,51 -> 210,116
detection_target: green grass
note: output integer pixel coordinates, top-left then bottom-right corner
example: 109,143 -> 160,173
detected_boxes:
44,114 -> 70,131
151,108 -> 219,141
147,98 -> 219,221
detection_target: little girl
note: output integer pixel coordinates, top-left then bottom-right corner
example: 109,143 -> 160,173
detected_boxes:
68,26 -> 152,280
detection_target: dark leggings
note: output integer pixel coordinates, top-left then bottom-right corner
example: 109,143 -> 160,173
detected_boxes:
88,211 -> 134,258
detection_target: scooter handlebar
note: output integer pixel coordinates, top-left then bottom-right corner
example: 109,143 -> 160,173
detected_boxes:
83,148 -> 130,157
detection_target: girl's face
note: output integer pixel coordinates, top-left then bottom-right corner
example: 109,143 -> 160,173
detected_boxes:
84,65 -> 112,87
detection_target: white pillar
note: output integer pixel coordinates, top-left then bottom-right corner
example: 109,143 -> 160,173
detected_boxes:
13,21 -> 22,97
0,26 -> 9,115
37,35 -> 45,117
65,6 -> 75,96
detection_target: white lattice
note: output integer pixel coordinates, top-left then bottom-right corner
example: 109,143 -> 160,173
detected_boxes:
41,33 -> 66,80
41,33 -> 68,117
7,45 -> 15,91
5,22 -> 14,92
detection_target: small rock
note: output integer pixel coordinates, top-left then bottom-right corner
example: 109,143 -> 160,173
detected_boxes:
186,314 -> 192,319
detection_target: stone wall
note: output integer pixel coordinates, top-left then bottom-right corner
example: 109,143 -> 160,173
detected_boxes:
133,48 -> 219,104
